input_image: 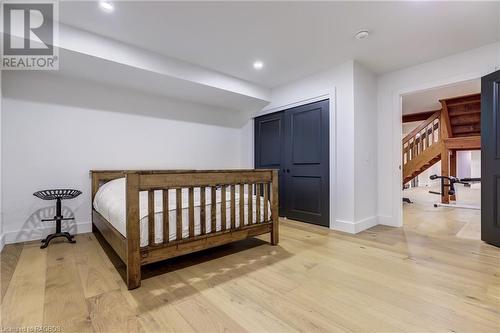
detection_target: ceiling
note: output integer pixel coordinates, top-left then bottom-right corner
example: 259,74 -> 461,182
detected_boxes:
402,79 -> 481,115
59,1 -> 499,88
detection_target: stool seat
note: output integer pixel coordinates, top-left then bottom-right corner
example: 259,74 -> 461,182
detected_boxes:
33,188 -> 82,249
33,189 -> 82,201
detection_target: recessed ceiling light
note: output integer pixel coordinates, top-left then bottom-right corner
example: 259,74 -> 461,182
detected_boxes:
99,1 -> 114,13
354,30 -> 370,40
253,60 -> 264,70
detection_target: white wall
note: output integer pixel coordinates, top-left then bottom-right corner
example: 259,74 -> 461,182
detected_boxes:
377,42 -> 500,227
0,70 -> 3,252
240,120 -> 254,168
353,62 -> 378,227
471,150 -> 481,178
2,72 -> 245,244
457,151 -> 472,179
249,61 -> 354,231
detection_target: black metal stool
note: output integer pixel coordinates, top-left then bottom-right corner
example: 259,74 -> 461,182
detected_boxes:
33,189 -> 82,249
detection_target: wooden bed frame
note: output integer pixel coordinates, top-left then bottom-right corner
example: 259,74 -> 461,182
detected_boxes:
90,169 -> 279,289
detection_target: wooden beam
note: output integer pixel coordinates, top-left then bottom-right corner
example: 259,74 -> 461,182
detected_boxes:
453,124 -> 481,135
440,101 -> 453,139
443,98 -> 481,107
439,93 -> 480,104
402,110 -> 438,123
447,109 -> 480,117
449,113 -> 481,126
454,132 -> 481,138
444,136 -> 481,150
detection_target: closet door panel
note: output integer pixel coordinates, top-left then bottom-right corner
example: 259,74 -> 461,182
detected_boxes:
254,112 -> 286,215
284,100 -> 329,226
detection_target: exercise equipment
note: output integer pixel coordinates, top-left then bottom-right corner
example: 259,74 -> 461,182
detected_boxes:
429,175 -> 480,210
402,184 -> 412,204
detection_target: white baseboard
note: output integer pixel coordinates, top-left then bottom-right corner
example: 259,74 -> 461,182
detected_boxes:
354,216 -> 378,233
377,215 -> 403,227
333,216 -> 378,234
333,219 -> 356,233
4,222 -> 92,245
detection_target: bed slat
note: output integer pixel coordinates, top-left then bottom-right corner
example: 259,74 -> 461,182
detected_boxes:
239,184 -> 245,227
264,183 -> 269,222
176,189 -> 182,240
162,189 -> 169,243
148,190 -> 155,246
256,183 -> 261,223
221,185 -> 226,231
248,184 -> 253,225
211,187 -> 216,233
230,185 -> 236,229
200,186 -> 206,235
189,187 -> 195,237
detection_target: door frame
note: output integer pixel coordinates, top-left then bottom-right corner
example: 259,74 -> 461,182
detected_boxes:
253,90 -> 336,229
392,73 -> 484,228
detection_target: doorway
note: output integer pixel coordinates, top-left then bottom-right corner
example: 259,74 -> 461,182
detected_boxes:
254,99 -> 330,227
400,79 -> 482,240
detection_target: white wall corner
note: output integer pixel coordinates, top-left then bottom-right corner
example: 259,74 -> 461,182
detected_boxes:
377,215 -> 395,227
4,222 -> 92,245
0,233 -> 5,253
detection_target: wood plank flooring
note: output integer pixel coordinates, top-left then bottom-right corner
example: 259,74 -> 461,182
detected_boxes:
1,215 -> 499,332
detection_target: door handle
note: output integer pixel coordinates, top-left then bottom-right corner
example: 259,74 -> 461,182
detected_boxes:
286,169 -> 290,173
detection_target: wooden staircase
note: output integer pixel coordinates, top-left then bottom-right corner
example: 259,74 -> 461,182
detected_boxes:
402,93 -> 481,203
403,110 -> 442,184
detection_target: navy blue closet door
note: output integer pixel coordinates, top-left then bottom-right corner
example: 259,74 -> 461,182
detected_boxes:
284,100 -> 330,226
254,100 -> 330,226
254,111 -> 286,215
481,70 -> 500,247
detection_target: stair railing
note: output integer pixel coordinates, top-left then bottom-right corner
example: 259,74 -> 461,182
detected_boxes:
402,110 -> 441,170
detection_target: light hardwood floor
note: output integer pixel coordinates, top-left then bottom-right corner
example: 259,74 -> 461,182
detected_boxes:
403,184 -> 481,239
1,215 -> 499,332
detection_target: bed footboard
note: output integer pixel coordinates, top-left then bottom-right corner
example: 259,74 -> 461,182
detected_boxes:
91,169 -> 279,289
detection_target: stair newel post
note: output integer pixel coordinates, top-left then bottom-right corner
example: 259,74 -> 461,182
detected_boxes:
449,151 -> 457,201
439,102 -> 452,204
440,148 -> 450,204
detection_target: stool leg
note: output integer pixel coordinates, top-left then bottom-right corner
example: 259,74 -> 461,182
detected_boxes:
40,233 -> 76,249
40,197 -> 76,249
55,198 -> 62,234
41,233 -> 57,249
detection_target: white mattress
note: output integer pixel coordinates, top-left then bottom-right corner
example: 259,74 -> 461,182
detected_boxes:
93,178 -> 271,247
